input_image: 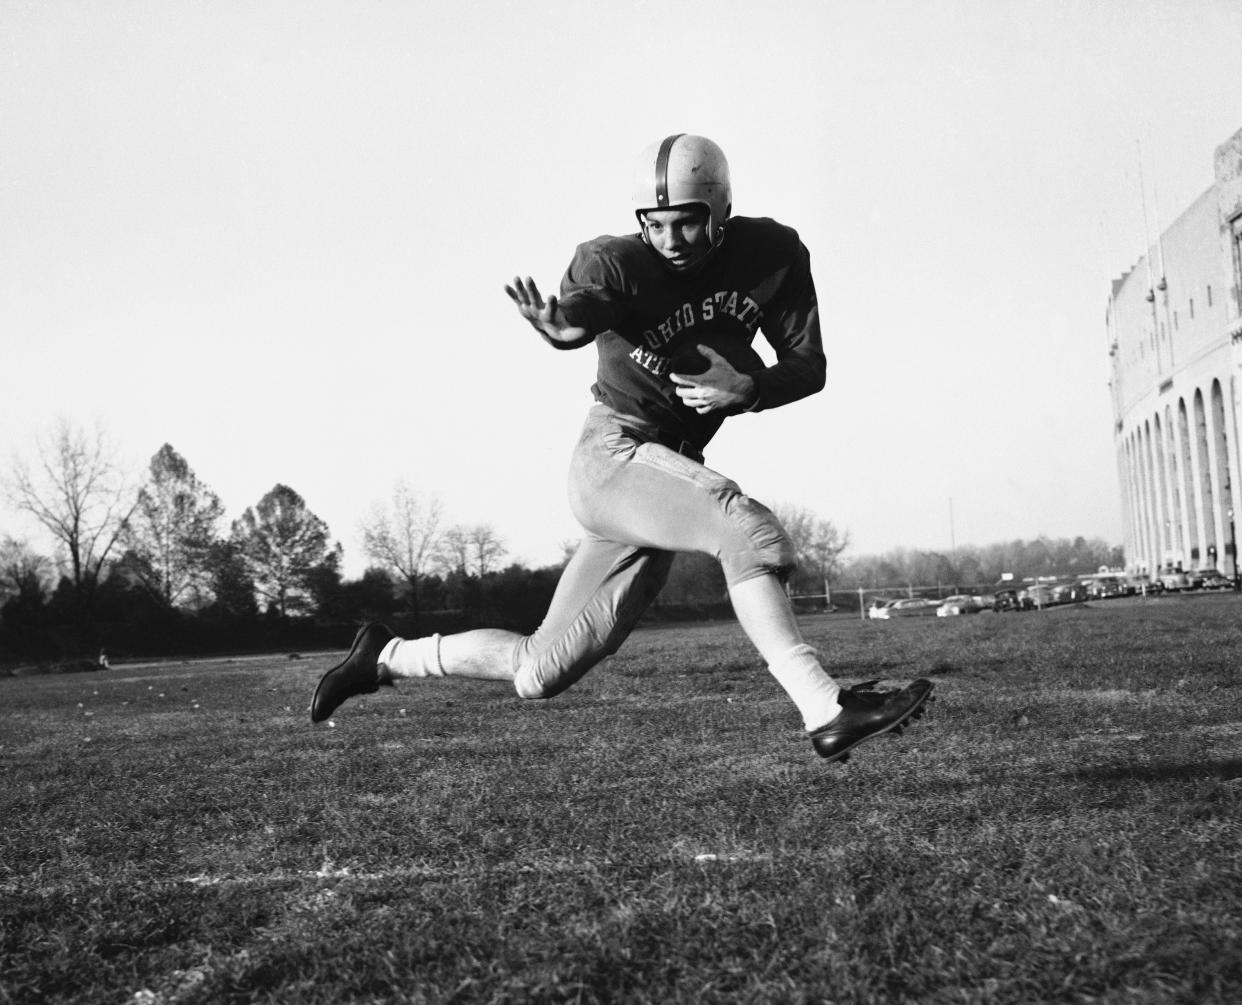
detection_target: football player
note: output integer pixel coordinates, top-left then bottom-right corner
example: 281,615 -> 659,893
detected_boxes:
313,134 -> 932,762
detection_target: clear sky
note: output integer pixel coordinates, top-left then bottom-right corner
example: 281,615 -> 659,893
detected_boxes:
4,0 -> 1242,575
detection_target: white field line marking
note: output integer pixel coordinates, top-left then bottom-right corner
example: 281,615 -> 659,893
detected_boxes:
179,846 -> 779,887
2,847 -> 772,900
180,858 -> 601,887
107,651 -> 343,673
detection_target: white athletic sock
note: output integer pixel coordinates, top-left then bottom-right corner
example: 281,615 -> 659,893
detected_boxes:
380,634 -> 445,679
767,644 -> 842,732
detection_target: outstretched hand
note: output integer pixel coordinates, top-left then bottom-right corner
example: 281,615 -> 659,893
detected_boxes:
670,345 -> 757,415
504,276 -> 588,344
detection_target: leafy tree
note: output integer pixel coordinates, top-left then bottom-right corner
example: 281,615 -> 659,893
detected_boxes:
0,536 -> 52,627
120,444 -> 224,608
951,546 -> 987,587
232,484 -> 340,618
476,562 -> 562,630
337,567 -> 399,621
3,418 -> 135,624
0,536 -> 52,605
439,567 -> 482,615
304,554 -> 346,619
203,540 -> 258,619
359,481 -> 444,612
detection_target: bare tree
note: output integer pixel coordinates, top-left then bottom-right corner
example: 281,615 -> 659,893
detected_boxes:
359,481 -> 444,611
774,503 -> 850,603
437,524 -> 470,576
468,524 -> 506,576
437,523 -> 508,577
4,419 -> 135,621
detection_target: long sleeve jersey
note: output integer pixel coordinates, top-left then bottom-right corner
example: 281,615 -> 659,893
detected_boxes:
551,216 -> 826,452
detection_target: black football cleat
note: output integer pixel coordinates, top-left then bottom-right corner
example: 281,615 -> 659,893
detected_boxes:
809,679 -> 935,763
311,622 -> 396,723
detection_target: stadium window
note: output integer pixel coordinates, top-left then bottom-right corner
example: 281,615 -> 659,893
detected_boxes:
1207,285 -> 1213,307
1189,298 -> 1194,319
1173,310 -> 1178,331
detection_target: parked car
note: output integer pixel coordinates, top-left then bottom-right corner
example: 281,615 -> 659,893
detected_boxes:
1195,568 -> 1234,590
993,589 -> 1031,612
1083,574 -> 1128,599
937,594 -> 983,616
1050,581 -> 1086,604
1021,584 -> 1060,608
1126,574 -> 1162,595
873,597 -> 941,619
1158,569 -> 1192,592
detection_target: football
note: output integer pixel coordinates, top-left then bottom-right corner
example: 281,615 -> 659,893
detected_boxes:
668,332 -> 765,376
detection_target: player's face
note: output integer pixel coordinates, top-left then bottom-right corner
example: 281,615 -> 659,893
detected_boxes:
641,207 -> 711,269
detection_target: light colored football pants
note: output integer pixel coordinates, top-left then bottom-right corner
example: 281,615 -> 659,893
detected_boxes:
512,404 -> 796,699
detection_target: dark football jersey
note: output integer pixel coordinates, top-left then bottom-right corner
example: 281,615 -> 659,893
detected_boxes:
553,216 -> 825,451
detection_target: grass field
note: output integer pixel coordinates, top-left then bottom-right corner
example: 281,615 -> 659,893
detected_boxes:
2,594 -> 1240,1004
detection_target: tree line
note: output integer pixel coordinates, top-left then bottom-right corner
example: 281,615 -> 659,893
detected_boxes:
1,419 -> 1115,665
0,421 -> 559,663
835,537 -> 1124,596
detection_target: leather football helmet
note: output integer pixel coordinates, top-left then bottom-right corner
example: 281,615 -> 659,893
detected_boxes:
632,134 -> 732,245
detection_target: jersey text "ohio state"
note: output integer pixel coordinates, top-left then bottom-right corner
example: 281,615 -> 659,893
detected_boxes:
641,290 -> 763,350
